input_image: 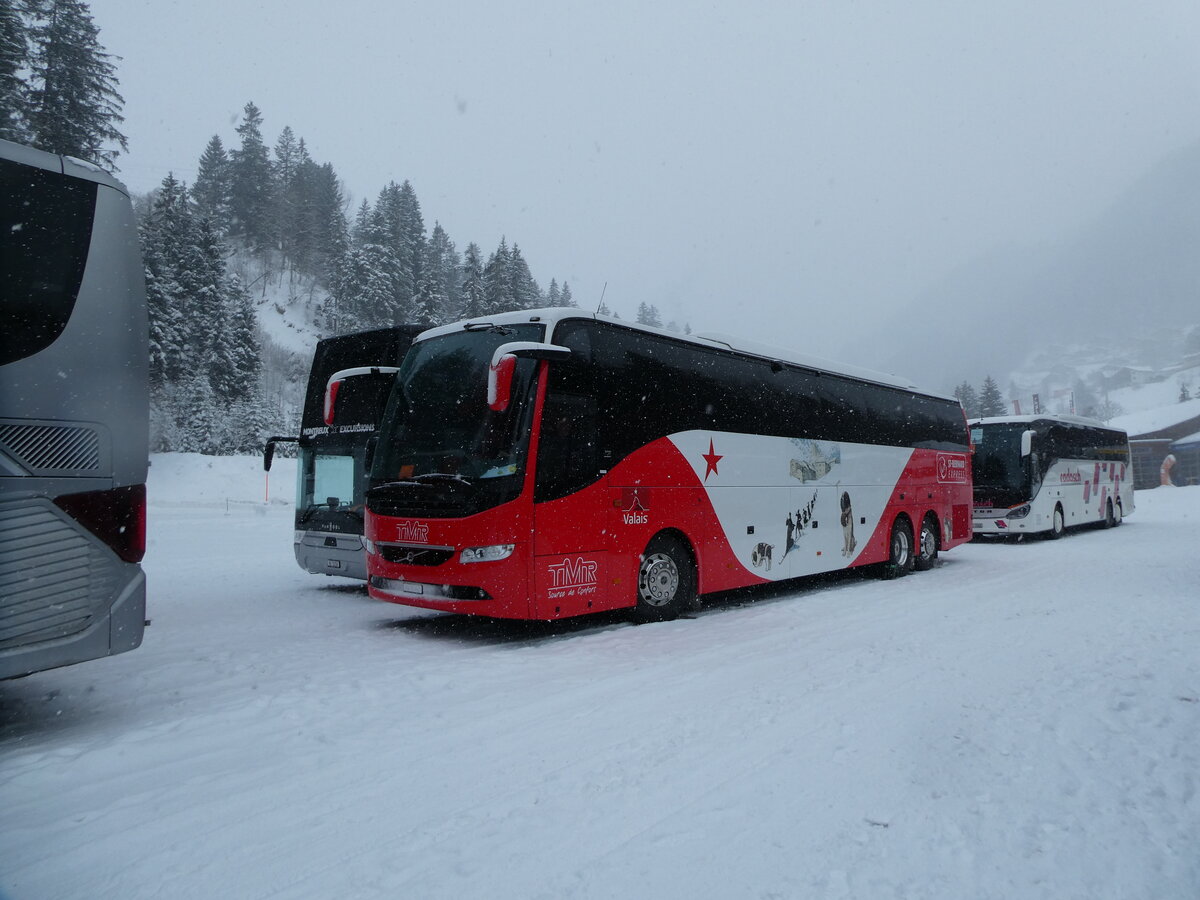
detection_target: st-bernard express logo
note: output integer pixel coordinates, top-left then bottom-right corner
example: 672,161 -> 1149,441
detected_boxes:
936,453 -> 968,484
395,520 -> 430,543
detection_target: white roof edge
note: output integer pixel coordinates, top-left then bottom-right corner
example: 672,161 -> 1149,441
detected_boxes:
970,413 -> 1122,430
692,331 -> 924,393
417,308 -> 950,400
0,137 -> 129,194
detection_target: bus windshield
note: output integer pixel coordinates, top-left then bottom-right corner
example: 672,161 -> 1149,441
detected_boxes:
372,324 -> 544,484
971,423 -> 1030,498
297,437 -> 367,520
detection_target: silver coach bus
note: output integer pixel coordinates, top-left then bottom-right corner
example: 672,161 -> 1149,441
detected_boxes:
1,139 -> 149,679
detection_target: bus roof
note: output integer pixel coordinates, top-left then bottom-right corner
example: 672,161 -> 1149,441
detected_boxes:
970,413 -> 1125,433
418,307 -> 950,400
0,137 -> 131,196
301,325 -> 424,431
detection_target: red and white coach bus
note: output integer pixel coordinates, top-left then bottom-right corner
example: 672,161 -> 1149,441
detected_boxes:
364,309 -> 973,621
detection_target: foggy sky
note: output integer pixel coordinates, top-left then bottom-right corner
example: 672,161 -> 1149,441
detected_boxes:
89,0 -> 1200,375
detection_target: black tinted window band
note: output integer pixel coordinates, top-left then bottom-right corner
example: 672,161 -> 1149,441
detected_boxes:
0,157 -> 97,366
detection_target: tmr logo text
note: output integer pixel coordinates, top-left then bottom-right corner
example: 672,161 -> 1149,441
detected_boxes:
937,453 -> 969,484
546,557 -> 599,599
548,556 -> 598,589
395,520 -> 430,543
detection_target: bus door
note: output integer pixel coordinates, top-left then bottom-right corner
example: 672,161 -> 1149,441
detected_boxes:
531,389 -> 611,619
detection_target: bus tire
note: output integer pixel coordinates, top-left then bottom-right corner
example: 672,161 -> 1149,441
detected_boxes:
1049,504 -> 1065,539
1103,498 -> 1116,528
1114,500 -> 1123,526
914,515 -> 939,571
634,534 -> 696,622
882,517 -> 915,579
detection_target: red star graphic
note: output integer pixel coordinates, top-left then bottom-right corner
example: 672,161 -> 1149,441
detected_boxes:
702,439 -> 723,482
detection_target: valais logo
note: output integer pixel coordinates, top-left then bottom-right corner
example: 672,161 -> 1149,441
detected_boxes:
622,488 -> 649,525
547,556 -> 599,590
937,453 -> 968,484
395,520 -> 430,543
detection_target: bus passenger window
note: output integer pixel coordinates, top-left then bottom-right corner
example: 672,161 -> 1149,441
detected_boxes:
536,393 -> 600,502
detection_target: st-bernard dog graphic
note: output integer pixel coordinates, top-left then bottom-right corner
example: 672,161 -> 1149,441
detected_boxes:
840,490 -> 857,557
751,542 -> 774,571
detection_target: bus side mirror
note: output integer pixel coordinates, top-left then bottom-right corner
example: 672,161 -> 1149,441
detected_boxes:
324,366 -> 402,425
263,436 -> 306,471
489,354 -> 517,412
324,380 -> 341,425
1021,430 -> 1035,458
487,342 -> 572,412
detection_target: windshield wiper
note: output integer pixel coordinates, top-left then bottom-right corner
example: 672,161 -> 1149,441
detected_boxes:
374,473 -> 474,491
463,321 -> 513,335
413,472 -> 474,485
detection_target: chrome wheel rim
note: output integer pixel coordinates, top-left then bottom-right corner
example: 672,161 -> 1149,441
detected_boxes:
920,525 -> 936,560
892,528 -> 911,568
638,552 -> 679,607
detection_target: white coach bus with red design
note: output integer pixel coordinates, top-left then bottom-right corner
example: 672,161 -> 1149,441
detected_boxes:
970,415 -> 1133,539
364,309 -> 974,621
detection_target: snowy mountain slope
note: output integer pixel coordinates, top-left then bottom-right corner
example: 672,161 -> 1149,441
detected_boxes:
231,250 -> 326,359
1,457 -> 1197,899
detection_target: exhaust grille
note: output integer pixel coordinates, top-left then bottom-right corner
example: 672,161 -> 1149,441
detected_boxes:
0,422 -> 102,475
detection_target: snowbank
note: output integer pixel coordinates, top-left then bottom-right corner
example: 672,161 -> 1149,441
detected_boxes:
149,452 -> 296,507
2,463 -> 1197,900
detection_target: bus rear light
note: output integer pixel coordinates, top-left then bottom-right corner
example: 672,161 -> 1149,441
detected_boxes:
460,544 -> 515,563
54,484 -> 147,563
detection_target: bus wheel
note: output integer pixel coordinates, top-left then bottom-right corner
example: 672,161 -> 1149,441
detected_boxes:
1103,498 -> 1116,528
1049,505 -> 1065,539
634,534 -> 696,622
882,518 -> 915,579
914,515 -> 939,571
1114,501 -> 1123,526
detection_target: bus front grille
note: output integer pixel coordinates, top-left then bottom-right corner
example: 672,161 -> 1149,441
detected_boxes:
0,499 -> 115,651
378,543 -> 455,566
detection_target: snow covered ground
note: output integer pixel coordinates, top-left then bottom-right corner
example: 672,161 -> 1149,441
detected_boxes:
2,455 -> 1198,899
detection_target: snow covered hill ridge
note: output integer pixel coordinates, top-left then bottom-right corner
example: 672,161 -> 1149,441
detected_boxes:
231,235 -> 1200,439
1002,329 -> 1200,427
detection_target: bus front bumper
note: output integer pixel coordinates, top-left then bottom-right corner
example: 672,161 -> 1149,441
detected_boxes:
972,507 -> 1047,536
366,542 -> 532,618
294,531 -> 367,580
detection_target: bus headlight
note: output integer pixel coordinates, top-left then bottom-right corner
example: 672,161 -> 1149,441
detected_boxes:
1007,504 -> 1031,519
363,538 -> 376,555
460,544 -> 515,563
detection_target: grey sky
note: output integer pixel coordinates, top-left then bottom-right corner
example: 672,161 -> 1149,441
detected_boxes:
91,0 -> 1200,366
